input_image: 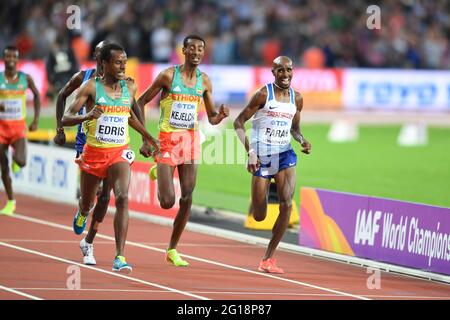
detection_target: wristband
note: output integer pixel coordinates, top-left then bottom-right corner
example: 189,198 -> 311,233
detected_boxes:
56,127 -> 64,134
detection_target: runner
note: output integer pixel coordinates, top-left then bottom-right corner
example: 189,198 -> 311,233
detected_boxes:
137,35 -> 229,266
62,43 -> 158,273
234,56 -> 311,273
0,45 -> 41,216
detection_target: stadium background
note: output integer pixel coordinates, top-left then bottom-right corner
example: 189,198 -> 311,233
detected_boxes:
1,0 -> 449,214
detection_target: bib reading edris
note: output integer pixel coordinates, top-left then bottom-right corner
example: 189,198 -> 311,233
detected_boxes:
84,78 -> 131,148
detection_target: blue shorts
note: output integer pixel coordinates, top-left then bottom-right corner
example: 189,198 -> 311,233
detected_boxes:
254,149 -> 297,179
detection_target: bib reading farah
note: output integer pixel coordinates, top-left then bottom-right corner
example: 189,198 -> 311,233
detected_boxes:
250,83 -> 297,156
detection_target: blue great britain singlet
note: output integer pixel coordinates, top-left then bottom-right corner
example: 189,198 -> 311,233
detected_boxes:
250,83 -> 297,156
75,68 -> 95,153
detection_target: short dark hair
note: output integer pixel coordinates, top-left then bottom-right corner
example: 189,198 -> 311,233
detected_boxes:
99,43 -> 125,62
3,45 -> 18,56
183,35 -> 205,48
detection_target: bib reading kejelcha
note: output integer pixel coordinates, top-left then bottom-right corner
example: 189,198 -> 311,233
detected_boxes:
84,78 -> 131,148
159,65 -> 203,132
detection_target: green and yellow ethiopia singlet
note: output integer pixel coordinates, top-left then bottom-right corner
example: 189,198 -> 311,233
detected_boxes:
84,78 -> 131,148
0,71 -> 28,122
159,65 -> 203,132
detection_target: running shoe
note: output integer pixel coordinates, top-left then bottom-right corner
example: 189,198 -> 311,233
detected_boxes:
149,164 -> 157,181
73,210 -> 88,235
79,238 -> 96,265
0,200 -> 16,216
112,255 -> 132,273
258,258 -> 284,274
11,161 -> 21,174
166,249 -> 189,267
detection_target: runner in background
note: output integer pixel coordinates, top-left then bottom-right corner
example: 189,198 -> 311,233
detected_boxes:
0,45 -> 41,216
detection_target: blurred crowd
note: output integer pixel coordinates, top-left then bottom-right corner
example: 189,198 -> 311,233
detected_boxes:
1,0 -> 449,69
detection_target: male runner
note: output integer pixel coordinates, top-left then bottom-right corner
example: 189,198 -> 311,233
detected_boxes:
62,43 -> 158,273
234,56 -> 311,274
137,35 -> 229,267
0,46 -> 41,216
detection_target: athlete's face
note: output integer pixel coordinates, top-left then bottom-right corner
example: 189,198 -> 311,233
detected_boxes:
182,39 -> 205,66
103,50 -> 127,81
272,61 -> 293,89
4,49 -> 19,70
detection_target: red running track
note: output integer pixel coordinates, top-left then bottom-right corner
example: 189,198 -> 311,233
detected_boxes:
0,193 -> 449,300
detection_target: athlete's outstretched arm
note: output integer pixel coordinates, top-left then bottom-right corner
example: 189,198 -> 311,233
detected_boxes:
202,74 -> 229,125
54,71 -> 84,145
26,74 -> 41,132
291,93 -> 311,154
136,68 -> 172,121
233,87 -> 266,173
128,81 -> 160,157
62,79 -> 101,127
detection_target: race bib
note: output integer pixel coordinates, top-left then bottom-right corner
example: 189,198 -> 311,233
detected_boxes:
121,149 -> 135,164
94,114 -> 127,145
169,102 -> 197,129
262,124 -> 291,146
0,99 -> 22,120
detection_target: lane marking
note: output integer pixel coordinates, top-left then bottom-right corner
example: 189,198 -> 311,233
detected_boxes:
9,213 -> 370,300
9,288 -> 450,299
0,241 -> 208,300
0,284 -> 43,300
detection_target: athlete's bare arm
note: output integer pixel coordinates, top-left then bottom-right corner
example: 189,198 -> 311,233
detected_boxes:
233,87 -> 267,173
62,79 -> 101,127
127,80 -> 160,157
26,74 -> 41,132
136,67 -> 174,121
291,92 -> 311,154
202,73 -> 229,125
53,71 -> 84,145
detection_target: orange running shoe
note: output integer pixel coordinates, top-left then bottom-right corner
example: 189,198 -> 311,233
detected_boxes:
258,258 -> 284,274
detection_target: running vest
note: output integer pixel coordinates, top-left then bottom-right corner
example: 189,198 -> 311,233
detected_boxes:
84,78 -> 131,148
0,71 -> 28,122
75,68 -> 95,152
250,83 -> 297,156
159,65 -> 203,132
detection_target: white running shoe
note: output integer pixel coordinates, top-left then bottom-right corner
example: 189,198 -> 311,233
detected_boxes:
79,238 -> 96,265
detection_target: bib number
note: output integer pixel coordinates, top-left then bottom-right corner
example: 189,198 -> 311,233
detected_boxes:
121,149 -> 135,164
0,99 -> 22,120
95,114 -> 127,145
169,102 -> 197,129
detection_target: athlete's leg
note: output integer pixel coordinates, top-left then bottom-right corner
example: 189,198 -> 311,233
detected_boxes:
250,176 -> 271,222
85,177 -> 112,244
168,163 -> 197,250
264,166 -> 296,260
107,161 -> 131,257
156,163 -> 176,209
11,138 -> 27,168
79,171 -> 101,215
0,144 -> 13,200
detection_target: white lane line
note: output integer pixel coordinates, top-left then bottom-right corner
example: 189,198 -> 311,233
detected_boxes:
10,288 -> 450,299
0,239 -> 253,248
0,241 -> 208,300
0,284 -> 43,300
10,213 -> 370,300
